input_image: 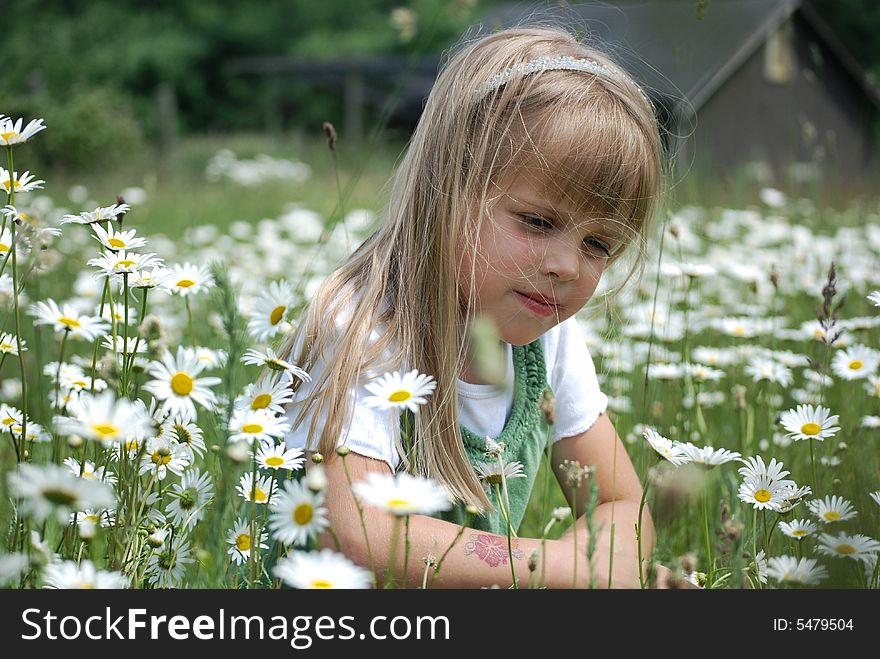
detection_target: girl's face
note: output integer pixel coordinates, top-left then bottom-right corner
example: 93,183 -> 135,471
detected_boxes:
458,175 -> 618,346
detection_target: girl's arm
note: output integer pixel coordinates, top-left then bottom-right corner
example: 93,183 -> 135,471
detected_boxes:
317,450 -> 623,589
551,412 -> 656,588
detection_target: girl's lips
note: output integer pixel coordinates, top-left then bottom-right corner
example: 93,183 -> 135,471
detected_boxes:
514,291 -> 558,317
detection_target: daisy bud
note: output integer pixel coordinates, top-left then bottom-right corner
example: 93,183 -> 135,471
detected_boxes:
22,450 -> 29,460
464,504 -> 480,516
832,478 -> 842,489
836,441 -> 847,452
528,550 -> 539,573
211,445 -> 221,454
552,506 -> 571,522
423,554 -> 437,567
67,435 -> 83,449
147,528 -> 168,548
305,463 -> 327,493
227,441 -> 249,463
311,452 -> 324,464
539,388 -> 556,425
336,446 -> 350,457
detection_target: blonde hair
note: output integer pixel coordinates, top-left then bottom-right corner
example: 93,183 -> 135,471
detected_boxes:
279,25 -> 663,511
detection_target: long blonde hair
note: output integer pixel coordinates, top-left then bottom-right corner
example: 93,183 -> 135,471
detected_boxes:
279,25 -> 663,510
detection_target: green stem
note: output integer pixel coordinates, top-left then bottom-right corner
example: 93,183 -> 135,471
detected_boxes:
702,486 -> 713,589
340,452 -> 374,575
185,296 -> 195,346
384,516 -> 402,589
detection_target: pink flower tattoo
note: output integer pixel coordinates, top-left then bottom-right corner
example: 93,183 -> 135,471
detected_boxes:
464,534 -> 524,567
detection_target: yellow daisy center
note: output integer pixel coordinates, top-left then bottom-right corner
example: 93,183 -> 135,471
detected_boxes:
754,489 -> 772,503
389,390 -> 412,403
91,423 -> 119,439
0,131 -> 19,141
835,543 -> 855,554
310,580 -> 333,589
2,416 -> 16,426
235,533 -> 251,551
72,380 -> 88,388
84,514 -> 100,523
115,259 -> 137,268
849,360 -> 863,370
293,503 -> 313,525
176,279 -> 196,288
265,456 -> 285,467
0,243 -> 8,253
253,488 -> 267,502
151,452 -> 172,465
108,237 -> 126,248
270,305 -> 286,326
792,529 -> 807,537
733,326 -> 745,336
251,394 -> 272,410
388,498 -> 411,510
801,422 -> 821,435
823,511 -> 841,521
242,423 -> 264,434
81,470 -> 94,479
59,316 -> 81,328
0,343 -> 13,351
125,439 -> 139,451
171,372 -> 194,396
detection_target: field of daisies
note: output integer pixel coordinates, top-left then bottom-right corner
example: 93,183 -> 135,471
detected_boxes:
1,115 -> 879,589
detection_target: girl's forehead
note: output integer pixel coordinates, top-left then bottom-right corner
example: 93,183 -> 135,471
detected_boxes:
497,175 -> 591,226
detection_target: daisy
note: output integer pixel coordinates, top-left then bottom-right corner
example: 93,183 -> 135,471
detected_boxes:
91,224 -> 148,252
29,299 -> 109,340
101,335 -> 147,355
62,457 -> 117,485
248,279 -> 295,341
352,471 -> 452,516
363,369 -> 437,413
88,249 -> 163,278
646,363 -> 683,380
863,415 -> 880,427
830,344 -> 880,380
127,267 -> 171,290
274,549 -> 373,589
55,390 -> 153,444
868,291 -> 880,307
228,408 -> 292,446
738,474 -> 791,511
165,417 -> 207,458
193,347 -> 227,369
475,460 -> 526,494
866,376 -> 880,399
643,428 -> 689,466
776,484 -> 813,513
227,519 -> 269,565
737,455 -> 792,483
683,363 -> 725,383
779,404 -> 840,442
72,508 -> 116,529
145,536 -> 194,588
138,436 -> 191,481
61,203 -> 131,225
165,467 -> 214,528
779,519 -> 818,540
807,495 -> 857,523
7,463 -> 115,525
42,560 -> 129,589
765,556 -> 828,586
0,226 -> 28,259
241,347 -> 311,382
143,347 -> 222,420
0,332 -> 26,355
237,472 -> 278,505
711,316 -> 767,338
20,422 -> 51,444
164,262 -> 214,296
816,532 -> 880,563
235,372 -> 296,415
675,442 -> 741,467
0,168 -> 44,194
0,116 -> 46,145
256,442 -> 305,471
0,403 -> 23,431
268,478 -> 329,546
744,356 -> 793,386
870,491 -> 880,507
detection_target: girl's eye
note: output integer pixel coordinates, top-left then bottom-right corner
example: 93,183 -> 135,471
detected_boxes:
582,238 -> 611,258
520,214 -> 553,231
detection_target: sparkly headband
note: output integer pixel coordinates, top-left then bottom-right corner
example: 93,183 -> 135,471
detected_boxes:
474,55 -> 651,105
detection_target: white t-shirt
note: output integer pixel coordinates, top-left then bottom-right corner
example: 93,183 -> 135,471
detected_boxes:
282,316 -> 607,472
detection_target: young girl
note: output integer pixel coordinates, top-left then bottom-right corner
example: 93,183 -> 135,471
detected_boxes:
281,25 -> 668,588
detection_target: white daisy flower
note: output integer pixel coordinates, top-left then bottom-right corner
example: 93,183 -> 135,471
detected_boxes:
91,224 -> 147,252
868,291 -> 880,307
42,560 -> 129,589
138,436 -> 191,480
247,279 -> 295,341
711,316 -> 768,338
164,262 -> 214,296
363,369 -> 437,413
0,226 -> 29,259
674,442 -> 741,467
268,478 -> 329,546
256,442 -> 305,471
62,457 -> 117,485
807,495 -> 857,523
0,332 -> 26,355
866,376 -> 880,399
55,390 -> 153,444
235,373 -> 296,415
776,483 -> 813,513
228,408 -> 292,447
0,116 -> 47,145
737,474 -> 791,511
752,549 -> 768,585
143,347 -> 222,421
744,357 -> 793,386
352,471 -> 452,516
227,519 -> 269,565
88,249 -> 163,278
61,203 -> 131,225
0,168 -> 44,194
145,536 -> 194,588
830,344 -> 880,380
646,362 -> 683,380
816,532 -> 880,564
193,347 -> 227,369
475,460 -> 526,494
165,467 -> 215,529
737,455 -> 792,483
72,508 -> 116,529
101,335 -> 147,355
870,491 -> 880,507
164,417 -> 207,459
129,267 -> 172,290
29,299 -> 109,340
779,404 -> 840,442
643,428 -> 689,466
683,362 -> 725,383
7,463 -> 115,525
273,549 -> 373,589
237,472 -> 278,505
241,347 -> 311,382
304,464 -> 328,493
766,556 -> 828,586
779,518 -> 818,540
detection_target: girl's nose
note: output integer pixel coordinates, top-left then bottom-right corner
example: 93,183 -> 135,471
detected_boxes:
540,237 -> 579,281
